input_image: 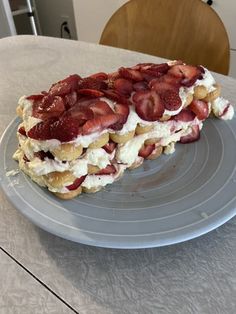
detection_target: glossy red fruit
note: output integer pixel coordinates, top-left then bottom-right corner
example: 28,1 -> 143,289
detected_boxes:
168,64 -> 202,87
102,141 -> 117,154
160,89 -> 182,111
77,89 -> 104,97
95,165 -> 116,175
33,95 -> 65,119
150,81 -> 178,93
102,89 -> 130,106
78,77 -> 107,90
26,94 -> 44,101
50,117 -> 80,142
189,100 -> 209,120
28,118 -> 56,140
64,91 -> 78,109
118,67 -> 143,81
133,90 -> 165,121
49,74 -> 81,96
82,114 -> 120,135
180,125 -> 200,143
66,175 -> 86,191
114,103 -> 129,124
18,126 -> 27,136
174,109 -> 196,122
65,104 -> 94,125
114,78 -> 133,95
89,72 -> 108,80
133,81 -> 149,91
89,101 -> 113,116
138,144 -> 155,158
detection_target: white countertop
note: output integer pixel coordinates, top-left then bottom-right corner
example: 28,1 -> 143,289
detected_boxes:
0,35 -> 236,314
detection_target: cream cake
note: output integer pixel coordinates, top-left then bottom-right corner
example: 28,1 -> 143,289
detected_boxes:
13,61 -> 234,199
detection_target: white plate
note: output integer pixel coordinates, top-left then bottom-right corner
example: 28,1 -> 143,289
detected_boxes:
0,117 -> 236,248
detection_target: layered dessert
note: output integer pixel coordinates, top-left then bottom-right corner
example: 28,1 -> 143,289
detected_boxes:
13,61 -> 234,199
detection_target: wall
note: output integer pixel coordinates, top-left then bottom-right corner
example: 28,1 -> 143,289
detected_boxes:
73,0 -> 127,43
0,0 -> 16,38
34,0 -> 77,39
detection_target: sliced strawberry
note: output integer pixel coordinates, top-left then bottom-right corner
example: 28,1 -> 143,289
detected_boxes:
18,126 -> 27,136
174,109 -> 196,122
50,116 -> 80,142
33,95 -> 65,119
65,103 -> 94,125
64,91 -> 78,109
102,141 -> 117,154
28,118 -> 56,140
78,77 -> 107,91
77,89 -> 104,97
114,103 -> 129,123
89,101 -> 113,116
180,125 -> 200,143
168,64 -> 202,87
140,63 -> 170,77
82,114 -> 120,135
95,165 -> 116,175
49,74 -> 81,96
66,175 -> 86,191
114,78 -> 133,95
102,89 -> 130,106
26,94 -> 44,101
133,81 -> 149,91
89,72 -> 108,80
133,90 -> 165,121
150,81 -> 178,94
189,100 -> 209,120
160,89 -> 182,111
138,144 -> 155,158
118,67 -> 143,81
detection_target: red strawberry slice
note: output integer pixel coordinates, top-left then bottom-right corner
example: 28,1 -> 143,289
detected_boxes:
174,109 -> 196,122
18,126 -> 27,136
89,72 -> 108,80
150,81 -> 178,93
78,77 -> 107,91
66,175 -> 86,191
102,141 -> 117,154
133,81 -> 149,91
32,95 -> 65,119
180,125 -> 200,143
77,89 -> 104,97
102,89 -> 131,106
65,103 -> 94,125
189,100 -> 209,120
140,63 -> 170,77
82,114 -> 120,135
160,89 -> 182,111
119,67 -> 143,81
28,118 -> 56,140
114,78 -> 133,95
64,91 -> 78,109
133,90 -> 165,121
114,103 -> 129,123
49,74 -> 81,96
168,64 -> 202,87
50,116 -> 80,142
26,94 -> 44,101
95,165 -> 116,175
138,144 -> 155,158
89,101 -> 113,116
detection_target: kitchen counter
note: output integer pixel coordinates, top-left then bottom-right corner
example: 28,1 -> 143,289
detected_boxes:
0,35 -> 236,314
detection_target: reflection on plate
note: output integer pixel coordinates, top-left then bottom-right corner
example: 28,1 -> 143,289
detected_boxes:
0,117 -> 236,248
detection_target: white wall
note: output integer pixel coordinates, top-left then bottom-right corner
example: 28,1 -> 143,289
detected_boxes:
73,0 -> 127,43
35,0 -> 77,39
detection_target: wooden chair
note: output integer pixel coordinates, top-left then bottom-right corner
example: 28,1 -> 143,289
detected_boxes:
99,0 -> 230,74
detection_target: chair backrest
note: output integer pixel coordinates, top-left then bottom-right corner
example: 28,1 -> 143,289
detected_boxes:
99,0 -> 230,75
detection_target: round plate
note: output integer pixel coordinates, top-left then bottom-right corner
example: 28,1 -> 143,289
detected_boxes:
1,117 -> 236,248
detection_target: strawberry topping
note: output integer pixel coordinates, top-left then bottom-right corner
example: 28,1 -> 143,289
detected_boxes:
32,94 -> 65,119
18,126 -> 27,136
49,74 -> 81,96
119,67 -> 143,81
102,141 -> 117,154
78,77 -> 107,91
180,125 -> 200,143
160,89 -> 182,111
82,114 -> 120,135
50,116 -> 80,141
28,118 -> 56,140
114,78 -> 133,96
66,175 -> 86,191
138,144 -> 155,158
133,90 -> 165,121
95,165 -> 116,175
133,81 -> 149,91
168,64 -> 202,87
174,109 -> 196,122
77,89 -> 104,98
189,100 -> 209,120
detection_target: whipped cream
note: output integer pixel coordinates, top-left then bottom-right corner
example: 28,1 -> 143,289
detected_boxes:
212,97 -> 234,120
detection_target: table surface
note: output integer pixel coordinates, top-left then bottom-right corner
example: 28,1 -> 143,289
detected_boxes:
0,35 -> 236,314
